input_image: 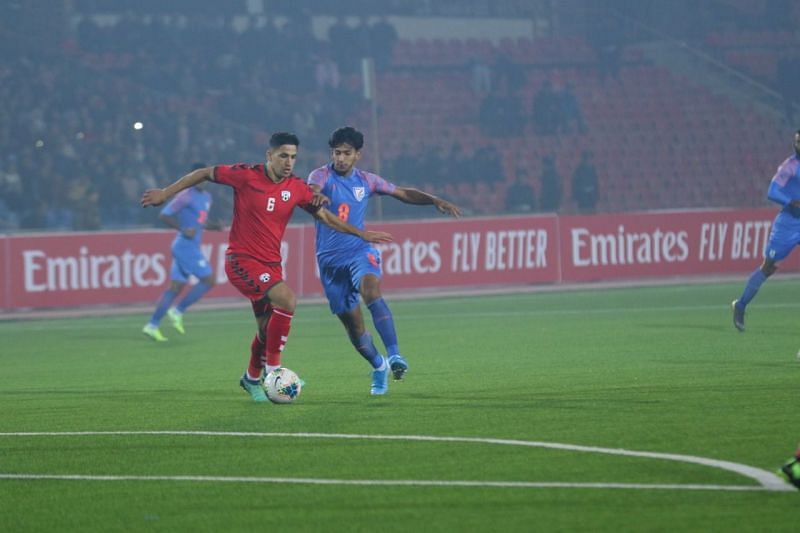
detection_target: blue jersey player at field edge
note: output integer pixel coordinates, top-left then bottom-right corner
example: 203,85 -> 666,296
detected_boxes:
732,130 -> 800,332
308,127 -> 461,395
143,163 -> 223,341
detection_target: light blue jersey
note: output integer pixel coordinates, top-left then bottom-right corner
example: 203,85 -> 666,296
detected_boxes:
307,164 -> 396,314
733,150 -> 800,320
160,187 -> 213,282
308,164 -> 395,267
765,155 -> 800,261
161,188 -> 211,247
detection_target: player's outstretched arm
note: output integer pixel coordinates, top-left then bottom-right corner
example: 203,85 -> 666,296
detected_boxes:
390,187 -> 462,218
141,166 -> 214,208
313,208 -> 393,244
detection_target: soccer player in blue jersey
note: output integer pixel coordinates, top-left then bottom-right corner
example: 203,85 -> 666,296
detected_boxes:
308,126 -> 461,394
732,130 -> 800,331
143,163 -> 222,341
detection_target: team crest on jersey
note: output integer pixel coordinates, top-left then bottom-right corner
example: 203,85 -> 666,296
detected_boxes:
281,191 -> 291,201
353,186 -> 366,202
259,273 -> 271,283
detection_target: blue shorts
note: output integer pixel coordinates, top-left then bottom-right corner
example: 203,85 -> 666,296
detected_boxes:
171,243 -> 213,283
318,247 -> 382,315
765,211 -> 800,262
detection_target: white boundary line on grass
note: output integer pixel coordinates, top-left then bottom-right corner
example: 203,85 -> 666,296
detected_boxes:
0,431 -> 793,493
0,473 -> 772,492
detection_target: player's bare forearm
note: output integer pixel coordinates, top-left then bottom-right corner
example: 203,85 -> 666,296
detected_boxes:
313,209 -> 393,243
361,230 -> 394,243
393,187 -> 462,218
141,167 -> 213,207
313,208 -> 359,236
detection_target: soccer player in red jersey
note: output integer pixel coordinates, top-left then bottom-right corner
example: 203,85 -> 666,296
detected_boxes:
141,132 -> 393,402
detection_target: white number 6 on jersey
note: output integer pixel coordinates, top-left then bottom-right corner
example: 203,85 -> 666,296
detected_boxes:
266,197 -> 276,211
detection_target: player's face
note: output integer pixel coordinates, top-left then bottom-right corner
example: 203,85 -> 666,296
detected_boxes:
331,143 -> 361,175
267,144 -> 298,178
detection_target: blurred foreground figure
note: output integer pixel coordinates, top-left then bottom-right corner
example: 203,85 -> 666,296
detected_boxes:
778,444 -> 800,489
732,130 -> 800,332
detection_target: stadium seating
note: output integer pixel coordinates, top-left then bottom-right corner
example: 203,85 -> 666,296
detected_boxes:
376,37 -> 785,214
1,15 -> 790,228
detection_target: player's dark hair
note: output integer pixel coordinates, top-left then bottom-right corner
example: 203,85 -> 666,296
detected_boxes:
328,126 -> 364,150
269,132 -> 300,149
796,129 -> 800,136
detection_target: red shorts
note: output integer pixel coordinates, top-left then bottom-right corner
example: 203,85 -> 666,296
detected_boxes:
225,254 -> 283,315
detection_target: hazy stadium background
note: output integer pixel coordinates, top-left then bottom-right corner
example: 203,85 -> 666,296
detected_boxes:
4,3 -> 800,531
1,0 -> 798,310
0,0 -> 800,316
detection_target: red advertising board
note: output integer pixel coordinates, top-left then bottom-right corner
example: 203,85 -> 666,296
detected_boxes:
4,228 -> 305,310
558,208 -> 796,282
0,235 -> 8,310
300,214 -> 561,296
0,208 -> 793,311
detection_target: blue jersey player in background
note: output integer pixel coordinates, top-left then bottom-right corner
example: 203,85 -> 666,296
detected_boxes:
143,163 -> 223,341
308,126 -> 461,395
732,130 -> 800,333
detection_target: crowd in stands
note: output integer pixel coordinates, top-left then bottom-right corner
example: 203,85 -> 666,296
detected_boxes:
0,2 -> 793,232
1,13 -> 393,230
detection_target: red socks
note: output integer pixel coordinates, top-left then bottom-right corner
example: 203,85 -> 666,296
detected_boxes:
247,334 -> 266,380
246,307 -> 293,379
265,307 -> 293,368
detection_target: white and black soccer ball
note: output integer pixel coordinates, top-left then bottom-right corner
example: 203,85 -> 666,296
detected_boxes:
263,367 -> 303,404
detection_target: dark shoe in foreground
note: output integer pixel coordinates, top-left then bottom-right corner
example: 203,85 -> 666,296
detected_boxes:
779,458 -> 800,490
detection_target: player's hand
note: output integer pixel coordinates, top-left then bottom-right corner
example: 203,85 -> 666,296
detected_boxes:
789,201 -> 800,218
311,192 -> 330,207
434,198 -> 462,218
141,188 -> 168,207
182,228 -> 197,239
362,230 -> 393,244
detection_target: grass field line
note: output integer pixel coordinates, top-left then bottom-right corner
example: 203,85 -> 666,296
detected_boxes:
5,301 -> 800,332
0,431 -> 793,493
0,473 -> 774,492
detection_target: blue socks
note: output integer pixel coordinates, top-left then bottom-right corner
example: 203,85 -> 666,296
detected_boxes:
367,298 -> 399,356
348,298 -> 400,368
738,269 -> 767,308
176,282 -> 212,313
149,282 -> 212,326
149,288 -> 178,326
350,332 -> 383,369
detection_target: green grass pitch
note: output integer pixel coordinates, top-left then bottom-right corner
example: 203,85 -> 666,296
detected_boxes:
1,280 -> 798,532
